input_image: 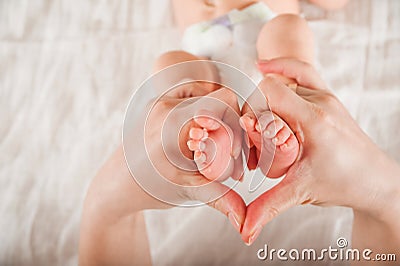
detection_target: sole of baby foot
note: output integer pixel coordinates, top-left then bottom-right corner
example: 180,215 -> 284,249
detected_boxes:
188,116 -> 236,182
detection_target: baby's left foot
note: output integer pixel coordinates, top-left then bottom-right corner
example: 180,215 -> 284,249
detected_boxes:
187,112 -> 238,182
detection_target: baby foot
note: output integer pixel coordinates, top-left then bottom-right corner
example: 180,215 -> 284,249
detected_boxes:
187,111 -> 237,182
240,111 -> 299,178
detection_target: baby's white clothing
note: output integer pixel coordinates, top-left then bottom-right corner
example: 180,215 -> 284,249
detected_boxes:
182,2 -> 275,84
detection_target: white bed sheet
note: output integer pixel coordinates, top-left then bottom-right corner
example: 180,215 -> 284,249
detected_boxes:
0,0 -> 399,265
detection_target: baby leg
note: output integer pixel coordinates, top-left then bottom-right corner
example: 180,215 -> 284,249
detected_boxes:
257,14 -> 315,65
246,14 -> 315,177
153,50 -> 220,98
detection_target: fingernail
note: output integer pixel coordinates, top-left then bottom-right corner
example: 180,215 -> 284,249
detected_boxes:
228,212 -> 241,233
246,226 -> 262,246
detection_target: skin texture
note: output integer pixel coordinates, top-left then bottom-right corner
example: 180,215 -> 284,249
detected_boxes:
80,53 -> 247,265
80,60 -> 400,264
79,1 -> 400,265
241,59 -> 400,261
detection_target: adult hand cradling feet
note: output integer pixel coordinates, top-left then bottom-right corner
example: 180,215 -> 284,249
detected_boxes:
80,58 -> 400,265
240,58 -> 400,258
80,81 -> 248,264
143,85 -> 247,229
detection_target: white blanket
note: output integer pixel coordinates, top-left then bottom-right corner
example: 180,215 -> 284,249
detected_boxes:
0,0 -> 399,265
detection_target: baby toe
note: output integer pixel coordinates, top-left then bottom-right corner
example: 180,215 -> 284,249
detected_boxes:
272,127 -> 291,146
189,127 -> 206,140
194,150 -> 207,164
187,139 -> 206,151
279,134 -> 298,152
255,112 -> 275,133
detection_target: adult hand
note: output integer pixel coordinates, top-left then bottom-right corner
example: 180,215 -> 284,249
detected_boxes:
240,58 -> 400,245
80,85 -> 247,265
139,87 -> 246,232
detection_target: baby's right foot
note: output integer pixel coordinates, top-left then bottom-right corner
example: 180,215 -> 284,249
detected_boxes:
240,111 -> 299,178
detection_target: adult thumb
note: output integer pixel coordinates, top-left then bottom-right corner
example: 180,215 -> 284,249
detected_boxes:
241,173 -> 308,245
257,75 -> 311,127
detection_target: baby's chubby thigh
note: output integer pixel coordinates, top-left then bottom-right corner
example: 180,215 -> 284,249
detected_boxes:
153,50 -> 221,97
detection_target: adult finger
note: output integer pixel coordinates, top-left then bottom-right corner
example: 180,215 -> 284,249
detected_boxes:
257,58 -> 327,90
256,76 -> 311,127
241,173 -> 309,245
184,179 -> 247,233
